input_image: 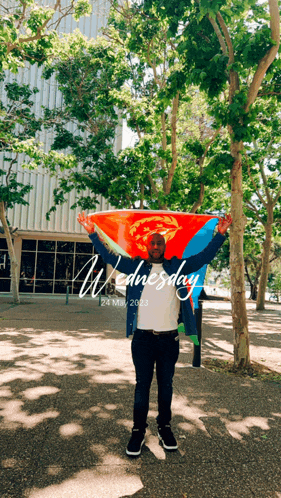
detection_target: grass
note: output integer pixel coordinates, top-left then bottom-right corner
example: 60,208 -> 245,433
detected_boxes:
203,357 -> 281,385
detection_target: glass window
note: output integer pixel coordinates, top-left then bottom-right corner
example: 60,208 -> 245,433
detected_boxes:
76,242 -> 93,254
55,253 -> 74,280
92,280 -> 106,296
57,241 -> 74,253
1,236 -> 108,295
0,251 -> 10,278
20,252 -> 36,279
73,280 -> 92,295
74,254 -> 95,280
0,279 -> 10,292
19,279 -> 35,293
36,253 -> 55,279
92,256 -> 106,275
38,240 -> 56,252
54,281 -> 72,294
22,240 -> 37,251
35,280 -> 53,293
0,239 -> 8,250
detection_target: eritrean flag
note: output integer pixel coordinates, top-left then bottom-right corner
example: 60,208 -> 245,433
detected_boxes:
87,209 -> 219,312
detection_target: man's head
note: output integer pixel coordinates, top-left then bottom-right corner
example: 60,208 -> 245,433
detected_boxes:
146,233 -> 166,263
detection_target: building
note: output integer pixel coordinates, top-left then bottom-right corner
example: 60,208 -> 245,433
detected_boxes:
0,0 -> 122,297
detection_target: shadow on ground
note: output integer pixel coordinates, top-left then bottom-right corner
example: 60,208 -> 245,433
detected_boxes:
0,299 -> 280,497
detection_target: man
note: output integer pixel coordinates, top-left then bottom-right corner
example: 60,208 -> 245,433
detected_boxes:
78,212 -> 232,456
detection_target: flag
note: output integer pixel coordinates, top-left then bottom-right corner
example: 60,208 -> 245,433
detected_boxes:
88,209 -> 218,311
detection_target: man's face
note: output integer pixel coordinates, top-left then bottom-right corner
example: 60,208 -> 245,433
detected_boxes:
146,233 -> 166,263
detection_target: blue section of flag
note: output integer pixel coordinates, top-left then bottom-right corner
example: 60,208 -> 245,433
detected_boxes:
182,218 -> 218,309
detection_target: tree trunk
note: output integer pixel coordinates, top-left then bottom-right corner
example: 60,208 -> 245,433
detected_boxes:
256,214 -> 273,310
0,201 -> 20,304
244,263 -> 257,300
249,284 -> 258,301
229,147 -> 250,368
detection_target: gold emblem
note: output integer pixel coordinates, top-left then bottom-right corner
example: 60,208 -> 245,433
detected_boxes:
129,215 -> 182,252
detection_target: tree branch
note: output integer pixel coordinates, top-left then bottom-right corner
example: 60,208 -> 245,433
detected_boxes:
244,152 -> 268,208
245,0 -> 280,112
6,154 -> 19,186
216,11 -> 239,100
273,186 -> 281,207
165,92 -> 179,194
207,15 -> 227,55
190,126 -> 221,213
246,200 -> 265,225
216,12 -> 234,64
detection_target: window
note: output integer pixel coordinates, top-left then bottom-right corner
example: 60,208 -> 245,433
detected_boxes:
0,238 -> 11,292
18,239 -> 106,295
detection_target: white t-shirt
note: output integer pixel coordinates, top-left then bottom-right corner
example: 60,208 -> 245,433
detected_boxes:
137,263 -> 180,331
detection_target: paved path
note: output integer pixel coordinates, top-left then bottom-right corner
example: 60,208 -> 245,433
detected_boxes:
0,297 -> 280,498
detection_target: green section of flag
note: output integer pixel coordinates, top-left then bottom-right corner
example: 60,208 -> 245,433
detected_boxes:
178,323 -> 200,346
178,323 -> 185,333
189,335 -> 200,346
94,224 -> 131,258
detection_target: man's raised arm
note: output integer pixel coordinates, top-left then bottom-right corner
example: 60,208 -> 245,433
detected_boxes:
77,212 -> 136,275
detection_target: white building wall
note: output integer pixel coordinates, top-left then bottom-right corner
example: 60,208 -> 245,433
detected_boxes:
1,0 -> 121,235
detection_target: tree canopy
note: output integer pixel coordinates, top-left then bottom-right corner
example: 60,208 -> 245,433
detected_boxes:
0,0 -> 92,72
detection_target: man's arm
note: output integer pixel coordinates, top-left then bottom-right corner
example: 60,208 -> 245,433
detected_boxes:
77,212 -> 136,275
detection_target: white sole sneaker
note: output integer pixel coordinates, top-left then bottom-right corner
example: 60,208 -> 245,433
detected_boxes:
126,437 -> 145,456
158,432 -> 178,450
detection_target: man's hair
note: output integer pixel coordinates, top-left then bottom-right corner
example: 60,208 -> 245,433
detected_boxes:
146,232 -> 166,245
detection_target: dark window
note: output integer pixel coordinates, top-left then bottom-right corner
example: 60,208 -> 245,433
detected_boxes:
1,236 -> 107,295
92,255 -> 106,274
0,279 -> 10,292
20,252 -> 36,279
0,239 -> 8,250
55,253 -> 74,280
35,280 -> 53,293
54,281 -> 72,294
73,281 -> 93,295
22,240 -> 37,251
19,279 -> 35,293
0,251 -> 9,277
74,254 -> 95,280
38,240 -> 56,252
76,242 -> 93,254
57,241 -> 74,253
36,253 -> 55,279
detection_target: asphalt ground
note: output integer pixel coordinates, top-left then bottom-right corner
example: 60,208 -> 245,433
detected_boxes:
0,296 -> 280,498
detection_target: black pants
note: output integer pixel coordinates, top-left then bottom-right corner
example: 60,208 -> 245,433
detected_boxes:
131,329 -> 180,430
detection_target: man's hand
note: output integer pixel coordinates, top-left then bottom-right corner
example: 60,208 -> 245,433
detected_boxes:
217,214 -> 232,235
77,212 -> 95,234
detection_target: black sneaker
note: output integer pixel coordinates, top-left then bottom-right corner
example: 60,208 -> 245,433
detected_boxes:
126,428 -> 145,456
158,424 -> 178,450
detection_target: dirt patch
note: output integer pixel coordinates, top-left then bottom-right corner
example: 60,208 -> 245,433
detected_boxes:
203,357 -> 281,385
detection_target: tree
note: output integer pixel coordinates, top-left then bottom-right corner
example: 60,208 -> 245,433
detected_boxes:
38,5 -> 230,217
268,249 -> 281,302
243,97 -> 281,310
144,0 -> 280,367
0,79 -> 42,302
0,0 -> 93,303
0,0 -> 92,72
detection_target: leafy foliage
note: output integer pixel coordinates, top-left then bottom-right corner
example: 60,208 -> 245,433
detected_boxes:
0,80 -> 44,208
39,4 -> 231,214
0,0 -> 92,72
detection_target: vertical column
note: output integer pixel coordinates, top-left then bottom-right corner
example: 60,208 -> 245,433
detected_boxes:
13,236 -> 22,287
192,300 -> 203,367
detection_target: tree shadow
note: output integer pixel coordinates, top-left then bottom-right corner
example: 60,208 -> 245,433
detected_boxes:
0,298 -> 281,497
0,364 -> 136,497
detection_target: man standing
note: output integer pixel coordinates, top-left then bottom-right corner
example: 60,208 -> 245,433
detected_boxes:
78,212 -> 232,456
